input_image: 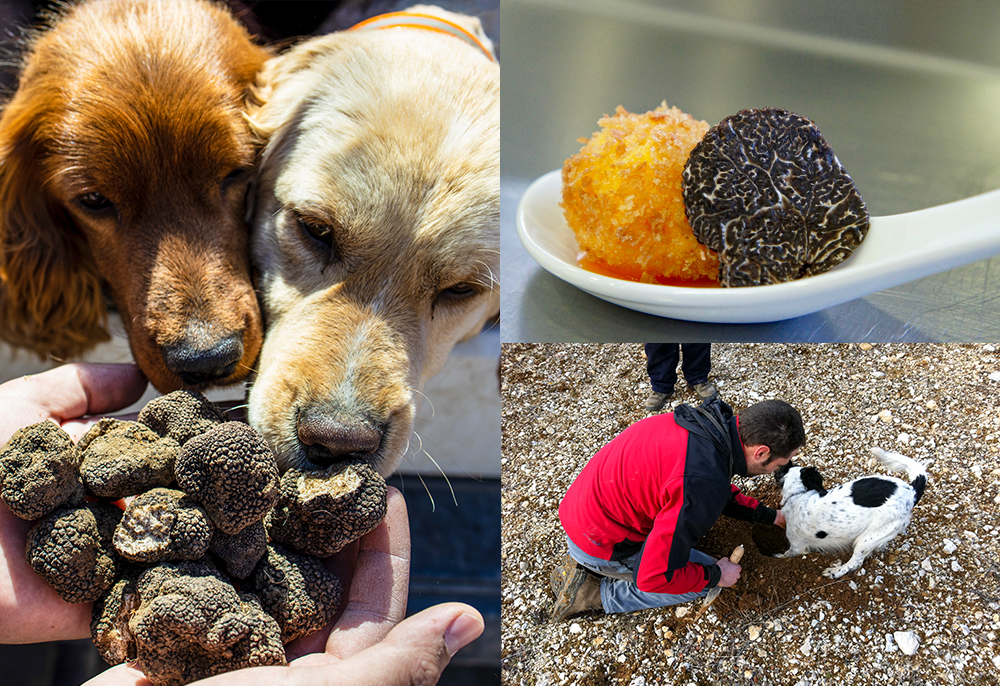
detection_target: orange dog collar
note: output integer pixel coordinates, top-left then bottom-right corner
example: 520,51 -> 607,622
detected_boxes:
350,12 -> 495,62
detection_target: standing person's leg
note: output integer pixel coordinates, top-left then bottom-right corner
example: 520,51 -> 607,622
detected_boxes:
644,344 -> 680,411
679,343 -> 717,399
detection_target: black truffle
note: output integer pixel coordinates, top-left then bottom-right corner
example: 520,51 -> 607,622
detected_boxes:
0,421 -> 85,520
175,422 -> 279,534
137,390 -> 227,445
251,544 -> 342,643
78,418 -> 179,499
267,461 -> 387,558
209,520 -> 267,579
25,501 -> 122,603
683,107 -> 870,287
130,562 -> 286,686
114,488 -> 214,564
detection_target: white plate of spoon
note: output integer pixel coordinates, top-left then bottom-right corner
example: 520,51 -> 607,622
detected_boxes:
516,170 -> 1000,323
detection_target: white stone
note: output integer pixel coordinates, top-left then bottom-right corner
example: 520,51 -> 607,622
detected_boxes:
894,631 -> 920,655
675,606 -> 690,618
569,623 -> 582,634
885,633 -> 897,652
629,677 -> 646,686
921,558 -> 933,571
800,638 -> 812,656
952,559 -> 963,572
872,371 -> 885,378
989,371 -> 1000,382
925,399 -> 938,410
897,432 -> 910,445
943,539 -> 958,554
748,625 -> 761,641
878,410 -> 893,423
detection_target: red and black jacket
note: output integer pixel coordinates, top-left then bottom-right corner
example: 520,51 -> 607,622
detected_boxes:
559,397 -> 776,595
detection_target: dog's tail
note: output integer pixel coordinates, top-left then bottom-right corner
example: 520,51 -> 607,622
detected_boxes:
871,447 -> 928,504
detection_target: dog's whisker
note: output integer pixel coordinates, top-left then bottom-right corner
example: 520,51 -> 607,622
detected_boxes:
412,469 -> 436,513
420,448 -> 457,507
411,388 -> 434,417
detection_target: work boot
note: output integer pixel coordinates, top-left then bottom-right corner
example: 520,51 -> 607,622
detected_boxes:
551,564 -> 603,621
645,391 -> 672,412
691,381 -> 718,399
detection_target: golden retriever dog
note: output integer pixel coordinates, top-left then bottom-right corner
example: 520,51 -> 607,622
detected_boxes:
245,6 -> 499,475
0,0 -> 268,392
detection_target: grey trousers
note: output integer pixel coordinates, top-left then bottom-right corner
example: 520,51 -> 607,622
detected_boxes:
566,536 -> 714,614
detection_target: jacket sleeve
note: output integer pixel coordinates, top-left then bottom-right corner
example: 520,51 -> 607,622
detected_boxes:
632,477 -> 724,595
722,484 -> 777,524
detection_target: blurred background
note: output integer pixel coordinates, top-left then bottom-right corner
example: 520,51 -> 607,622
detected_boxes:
502,0 -> 1000,342
0,1 -> 499,684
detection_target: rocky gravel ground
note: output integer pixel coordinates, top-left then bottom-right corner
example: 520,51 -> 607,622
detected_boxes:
501,343 -> 1000,686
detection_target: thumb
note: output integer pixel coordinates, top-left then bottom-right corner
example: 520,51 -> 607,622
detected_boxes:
296,603 -> 484,686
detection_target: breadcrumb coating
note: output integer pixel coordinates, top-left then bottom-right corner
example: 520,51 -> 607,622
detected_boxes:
561,103 -> 718,283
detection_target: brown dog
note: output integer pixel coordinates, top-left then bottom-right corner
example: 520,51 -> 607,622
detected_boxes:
246,6 -> 499,475
0,0 -> 267,392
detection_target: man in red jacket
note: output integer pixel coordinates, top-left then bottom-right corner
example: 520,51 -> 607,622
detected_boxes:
551,397 -> 804,620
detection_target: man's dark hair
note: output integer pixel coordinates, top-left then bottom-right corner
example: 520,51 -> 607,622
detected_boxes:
737,399 -> 805,460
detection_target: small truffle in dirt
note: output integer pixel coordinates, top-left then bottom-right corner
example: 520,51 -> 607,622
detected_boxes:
0,421 -> 85,520
137,390 -> 227,445
683,107 -> 870,287
209,520 -> 267,579
250,544 -> 343,643
78,418 -> 180,499
91,569 -> 141,665
175,422 -> 279,534
25,501 -> 122,603
267,461 -> 387,558
130,562 -> 286,686
114,488 -> 214,564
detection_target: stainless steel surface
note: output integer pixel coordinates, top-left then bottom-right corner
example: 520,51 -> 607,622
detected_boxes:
500,0 -> 1000,341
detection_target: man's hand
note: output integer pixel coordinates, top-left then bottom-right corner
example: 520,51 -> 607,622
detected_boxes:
774,510 -> 786,529
0,363 -> 147,644
716,558 -> 742,588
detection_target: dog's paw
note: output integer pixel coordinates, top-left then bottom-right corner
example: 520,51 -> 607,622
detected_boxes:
822,564 -> 850,579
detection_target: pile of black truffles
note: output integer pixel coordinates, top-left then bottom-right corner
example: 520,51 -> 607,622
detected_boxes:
0,390 -> 388,686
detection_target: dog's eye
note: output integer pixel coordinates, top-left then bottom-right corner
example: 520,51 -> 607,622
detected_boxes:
221,168 -> 249,195
437,282 -> 479,303
78,192 -> 114,213
298,217 -> 335,252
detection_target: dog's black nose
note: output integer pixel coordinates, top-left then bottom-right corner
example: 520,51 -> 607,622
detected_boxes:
297,407 -> 383,466
163,333 -> 244,386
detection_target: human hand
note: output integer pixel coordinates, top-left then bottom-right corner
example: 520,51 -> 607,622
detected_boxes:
716,558 -> 742,588
0,363 -> 147,644
84,487 -> 486,686
774,509 -> 786,529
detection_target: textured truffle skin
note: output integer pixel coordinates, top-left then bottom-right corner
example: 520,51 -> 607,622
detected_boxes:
683,107 -> 870,287
130,562 -> 286,686
0,421 -> 85,520
137,390 -> 227,445
175,422 -> 279,534
25,502 -> 122,603
251,544 -> 342,643
267,462 -> 387,557
79,418 -> 180,499
209,520 -> 267,579
114,488 -> 214,564
91,568 -> 141,665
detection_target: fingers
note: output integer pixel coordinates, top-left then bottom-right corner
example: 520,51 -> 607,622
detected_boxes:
323,486 -> 410,658
0,363 -> 146,424
292,603 -> 484,686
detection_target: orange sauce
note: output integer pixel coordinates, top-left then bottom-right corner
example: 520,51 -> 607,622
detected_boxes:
578,254 -> 720,288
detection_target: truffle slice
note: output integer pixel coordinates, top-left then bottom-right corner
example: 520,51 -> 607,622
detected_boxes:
683,107 -> 870,287
175,422 -> 280,534
79,418 -> 180,499
91,569 -> 141,665
250,544 -> 343,643
137,390 -> 228,445
130,563 -> 286,686
267,461 -> 387,558
0,421 -> 85,520
114,488 -> 214,564
25,501 -> 122,603
209,520 -> 268,579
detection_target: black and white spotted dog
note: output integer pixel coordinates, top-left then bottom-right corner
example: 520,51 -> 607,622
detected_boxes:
774,448 -> 928,578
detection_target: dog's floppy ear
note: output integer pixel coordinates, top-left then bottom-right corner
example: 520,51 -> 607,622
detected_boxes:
799,466 -> 827,494
0,94 -> 108,359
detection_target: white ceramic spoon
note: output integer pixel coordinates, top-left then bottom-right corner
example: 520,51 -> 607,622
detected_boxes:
516,170 -> 1000,323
